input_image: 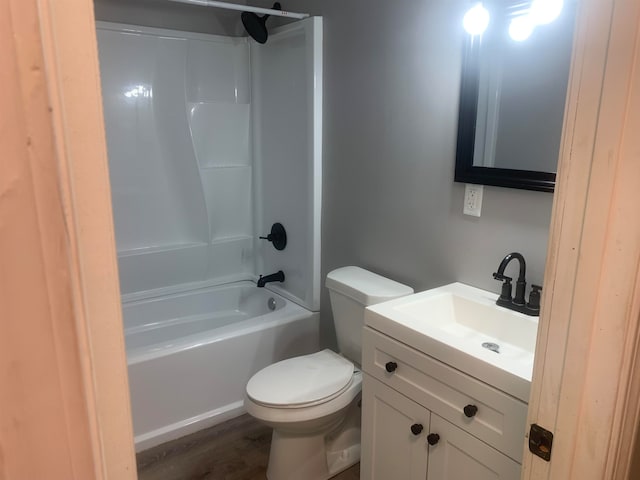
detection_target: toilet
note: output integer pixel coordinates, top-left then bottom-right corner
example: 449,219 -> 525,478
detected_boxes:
244,266 -> 414,480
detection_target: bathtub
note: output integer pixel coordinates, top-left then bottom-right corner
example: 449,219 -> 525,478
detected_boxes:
123,281 -> 320,451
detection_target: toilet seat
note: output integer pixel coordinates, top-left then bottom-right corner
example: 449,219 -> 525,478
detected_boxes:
245,370 -> 362,427
246,349 -> 354,408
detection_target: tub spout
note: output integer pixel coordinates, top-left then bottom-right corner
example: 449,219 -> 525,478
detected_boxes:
257,270 -> 285,288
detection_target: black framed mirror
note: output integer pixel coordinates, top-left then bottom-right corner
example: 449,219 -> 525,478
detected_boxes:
454,0 -> 577,193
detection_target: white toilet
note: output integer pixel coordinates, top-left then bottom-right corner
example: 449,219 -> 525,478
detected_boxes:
244,266 -> 414,480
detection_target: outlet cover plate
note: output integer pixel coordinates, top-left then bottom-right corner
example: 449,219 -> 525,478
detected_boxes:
464,184 -> 483,217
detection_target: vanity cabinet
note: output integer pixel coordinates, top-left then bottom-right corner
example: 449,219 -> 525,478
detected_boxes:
361,326 -> 527,480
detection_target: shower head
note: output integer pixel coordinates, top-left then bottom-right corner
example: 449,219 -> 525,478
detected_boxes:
241,2 -> 281,44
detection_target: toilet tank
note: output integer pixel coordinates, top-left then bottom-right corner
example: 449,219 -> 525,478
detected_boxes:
326,267 -> 414,365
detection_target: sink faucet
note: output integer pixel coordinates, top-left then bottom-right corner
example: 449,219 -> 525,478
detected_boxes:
257,270 -> 285,288
493,252 -> 527,305
493,253 -> 541,316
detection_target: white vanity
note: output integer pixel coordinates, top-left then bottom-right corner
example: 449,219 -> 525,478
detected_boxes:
360,283 -> 539,479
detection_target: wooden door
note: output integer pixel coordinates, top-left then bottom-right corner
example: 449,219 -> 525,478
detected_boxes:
523,0 -> 640,477
0,0 -> 136,478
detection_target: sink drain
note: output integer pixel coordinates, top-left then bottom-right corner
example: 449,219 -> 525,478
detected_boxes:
482,342 -> 500,354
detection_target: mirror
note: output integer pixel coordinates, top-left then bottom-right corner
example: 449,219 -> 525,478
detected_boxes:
455,0 -> 577,192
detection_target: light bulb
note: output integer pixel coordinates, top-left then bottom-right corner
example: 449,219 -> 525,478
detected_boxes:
509,15 -> 535,41
463,3 -> 490,36
530,0 -> 564,25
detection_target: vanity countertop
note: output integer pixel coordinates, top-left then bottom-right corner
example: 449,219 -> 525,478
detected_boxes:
364,282 -> 539,402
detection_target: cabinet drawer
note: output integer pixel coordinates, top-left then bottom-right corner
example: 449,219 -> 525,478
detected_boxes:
363,327 -> 528,462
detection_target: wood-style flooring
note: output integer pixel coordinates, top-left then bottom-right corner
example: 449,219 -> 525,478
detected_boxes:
137,414 -> 360,480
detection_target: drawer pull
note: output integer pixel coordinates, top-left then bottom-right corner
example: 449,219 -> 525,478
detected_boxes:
410,423 -> 424,435
385,361 -> 398,373
427,433 -> 440,446
463,404 -> 478,418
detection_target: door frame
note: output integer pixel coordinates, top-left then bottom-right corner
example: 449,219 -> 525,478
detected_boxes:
5,0 -> 640,477
2,0 -> 136,478
522,0 -> 640,477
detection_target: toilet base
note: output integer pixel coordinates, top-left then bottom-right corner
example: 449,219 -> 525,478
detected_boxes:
266,395 -> 361,480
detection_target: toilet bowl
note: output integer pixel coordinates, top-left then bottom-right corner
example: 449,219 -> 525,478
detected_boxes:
245,350 -> 362,480
244,267 -> 413,480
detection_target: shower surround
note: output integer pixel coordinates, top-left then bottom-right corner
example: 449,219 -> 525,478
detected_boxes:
96,18 -> 322,449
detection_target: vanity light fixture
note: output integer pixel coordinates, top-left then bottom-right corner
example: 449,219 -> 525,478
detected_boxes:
463,2 -> 490,36
465,0 -> 565,40
509,14 -> 535,41
508,0 -> 564,41
530,0 -> 564,25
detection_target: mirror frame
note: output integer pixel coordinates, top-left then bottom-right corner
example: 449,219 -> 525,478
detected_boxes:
454,37 -> 556,193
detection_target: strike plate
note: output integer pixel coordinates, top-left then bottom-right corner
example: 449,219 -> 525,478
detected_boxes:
529,424 -> 553,461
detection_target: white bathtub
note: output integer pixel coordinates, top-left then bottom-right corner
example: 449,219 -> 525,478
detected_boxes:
123,281 -> 320,451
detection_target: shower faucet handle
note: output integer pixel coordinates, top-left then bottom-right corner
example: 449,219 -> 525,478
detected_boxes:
259,222 -> 287,250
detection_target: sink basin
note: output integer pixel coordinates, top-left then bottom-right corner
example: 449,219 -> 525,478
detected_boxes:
365,282 -> 539,401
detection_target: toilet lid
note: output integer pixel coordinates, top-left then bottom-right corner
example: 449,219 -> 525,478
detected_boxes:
246,350 -> 354,407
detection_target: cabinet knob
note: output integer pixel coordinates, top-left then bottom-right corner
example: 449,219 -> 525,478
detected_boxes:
427,433 -> 440,446
385,361 -> 398,373
410,423 -> 423,435
463,404 -> 478,418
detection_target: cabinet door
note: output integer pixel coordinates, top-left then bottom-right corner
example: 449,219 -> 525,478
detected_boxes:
426,414 -> 521,480
361,374 -> 429,480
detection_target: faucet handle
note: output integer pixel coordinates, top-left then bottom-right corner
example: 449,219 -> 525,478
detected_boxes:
527,284 -> 543,310
493,272 -> 512,282
495,275 -> 513,304
259,222 -> 287,250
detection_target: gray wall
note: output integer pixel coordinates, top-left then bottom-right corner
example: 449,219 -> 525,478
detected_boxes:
94,0 -> 555,348
274,0 -> 554,346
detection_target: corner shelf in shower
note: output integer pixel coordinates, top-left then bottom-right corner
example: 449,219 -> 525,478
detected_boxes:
117,241 -> 210,258
199,164 -> 251,170
210,234 -> 253,244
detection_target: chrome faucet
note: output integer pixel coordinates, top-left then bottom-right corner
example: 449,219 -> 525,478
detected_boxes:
257,270 -> 285,288
493,253 -> 541,316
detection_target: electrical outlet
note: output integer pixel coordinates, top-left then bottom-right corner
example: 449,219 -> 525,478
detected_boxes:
463,184 -> 483,217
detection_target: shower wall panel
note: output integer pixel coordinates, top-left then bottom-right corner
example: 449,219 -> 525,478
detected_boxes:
97,19 -> 321,304
97,23 -> 253,295
251,18 -> 322,311
97,28 -> 208,252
